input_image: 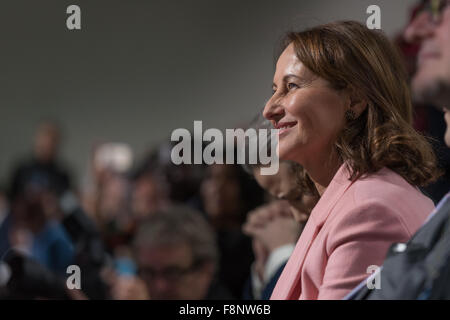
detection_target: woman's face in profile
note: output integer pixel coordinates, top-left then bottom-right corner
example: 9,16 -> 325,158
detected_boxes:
263,43 -> 349,164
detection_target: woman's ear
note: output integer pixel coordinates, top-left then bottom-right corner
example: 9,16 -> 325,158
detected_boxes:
348,87 -> 368,118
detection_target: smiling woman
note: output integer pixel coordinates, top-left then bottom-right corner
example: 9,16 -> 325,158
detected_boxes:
263,21 -> 441,300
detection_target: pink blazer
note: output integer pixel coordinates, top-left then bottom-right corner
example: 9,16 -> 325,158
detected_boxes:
270,163 -> 434,300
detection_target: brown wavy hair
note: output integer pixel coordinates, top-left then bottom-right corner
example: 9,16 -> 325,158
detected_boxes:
279,21 -> 440,187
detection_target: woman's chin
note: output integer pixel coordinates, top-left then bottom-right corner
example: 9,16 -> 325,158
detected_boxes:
277,142 -> 305,164
276,144 -> 293,162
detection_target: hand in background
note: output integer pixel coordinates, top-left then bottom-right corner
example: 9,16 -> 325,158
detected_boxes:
243,200 -> 300,254
247,217 -> 300,252
243,200 -> 291,230
110,275 -> 150,300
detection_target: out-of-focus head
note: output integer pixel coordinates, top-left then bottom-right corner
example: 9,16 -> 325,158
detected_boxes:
97,173 -> 130,222
201,164 -> 242,221
10,190 -> 50,233
404,0 -> 450,143
200,163 -> 265,227
34,122 -> 61,163
133,141 -> 204,204
131,170 -> 169,220
253,161 -> 318,224
263,21 -> 439,187
133,206 -> 218,300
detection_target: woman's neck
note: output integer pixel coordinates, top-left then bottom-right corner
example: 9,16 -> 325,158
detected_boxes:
302,151 -> 342,196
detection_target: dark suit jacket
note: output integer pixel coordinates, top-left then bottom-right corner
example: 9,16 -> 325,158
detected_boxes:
243,263 -> 286,300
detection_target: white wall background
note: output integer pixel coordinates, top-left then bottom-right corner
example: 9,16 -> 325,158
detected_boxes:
0,0 -> 419,187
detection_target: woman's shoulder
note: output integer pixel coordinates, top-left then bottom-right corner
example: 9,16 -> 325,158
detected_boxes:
350,167 -> 429,202
336,167 -> 434,235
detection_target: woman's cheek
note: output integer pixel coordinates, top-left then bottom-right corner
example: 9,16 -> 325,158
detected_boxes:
285,95 -> 305,116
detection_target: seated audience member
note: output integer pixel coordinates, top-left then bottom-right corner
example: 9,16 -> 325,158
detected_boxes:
201,162 -> 265,299
135,141 -> 205,209
79,143 -> 135,252
130,161 -> 170,222
242,200 -> 300,300
10,190 -> 74,276
0,189 -> 11,258
8,121 -> 72,202
394,2 -> 450,204
5,121 -> 75,275
243,161 -> 319,299
263,21 -> 439,299
111,205 -> 232,300
348,0 -> 450,300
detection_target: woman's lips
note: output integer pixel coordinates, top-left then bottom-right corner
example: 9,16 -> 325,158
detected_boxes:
277,122 -> 297,137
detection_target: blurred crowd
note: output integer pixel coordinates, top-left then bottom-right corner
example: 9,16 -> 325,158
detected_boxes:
0,120 -> 260,299
0,119 -> 308,299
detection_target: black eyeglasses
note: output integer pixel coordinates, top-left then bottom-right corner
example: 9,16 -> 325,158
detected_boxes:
138,261 -> 201,283
419,0 -> 450,23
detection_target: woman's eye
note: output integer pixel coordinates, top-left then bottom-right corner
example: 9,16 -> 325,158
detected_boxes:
287,83 -> 299,90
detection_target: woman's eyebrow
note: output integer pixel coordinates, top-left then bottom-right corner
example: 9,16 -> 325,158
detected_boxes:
283,74 -> 302,81
272,73 -> 313,89
284,74 -> 315,85
273,74 -> 303,87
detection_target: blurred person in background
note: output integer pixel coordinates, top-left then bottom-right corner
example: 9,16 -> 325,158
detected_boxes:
0,188 -> 11,258
347,0 -> 450,299
134,140 -> 205,210
76,142 -> 144,295
405,0 -> 450,120
200,159 -> 265,299
3,134 -> 111,298
130,153 -> 171,221
394,0 -> 450,203
242,161 -> 319,299
242,200 -> 300,300
4,121 -> 75,275
8,121 -> 72,202
251,161 -> 319,225
237,113 -> 319,299
101,159 -> 172,280
8,189 -> 74,276
110,206 -> 232,300
80,143 -> 136,254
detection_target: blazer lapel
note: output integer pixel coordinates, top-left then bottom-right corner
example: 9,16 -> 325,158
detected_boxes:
271,163 -> 355,299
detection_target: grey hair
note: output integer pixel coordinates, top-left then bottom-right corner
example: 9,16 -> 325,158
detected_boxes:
133,205 -> 219,267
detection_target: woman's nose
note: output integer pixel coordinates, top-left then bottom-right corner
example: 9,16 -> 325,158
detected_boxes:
404,11 -> 435,44
263,97 -> 285,123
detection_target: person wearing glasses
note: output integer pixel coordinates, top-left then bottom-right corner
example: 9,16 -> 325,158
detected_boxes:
405,0 -> 450,110
111,206 -> 232,300
346,0 -> 450,300
263,20 -> 441,300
